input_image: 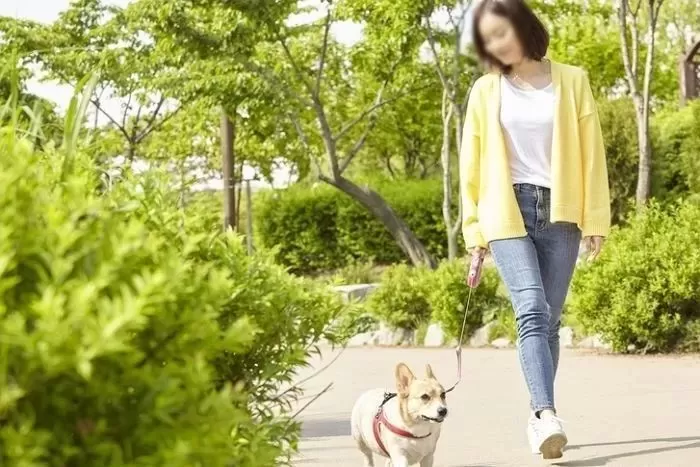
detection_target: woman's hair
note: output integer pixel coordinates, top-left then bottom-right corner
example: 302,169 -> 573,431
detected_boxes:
471,0 -> 549,73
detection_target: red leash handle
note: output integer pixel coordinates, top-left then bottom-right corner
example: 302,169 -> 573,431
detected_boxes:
467,252 -> 484,289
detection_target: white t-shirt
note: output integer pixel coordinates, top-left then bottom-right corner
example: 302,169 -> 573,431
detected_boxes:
499,75 -> 556,188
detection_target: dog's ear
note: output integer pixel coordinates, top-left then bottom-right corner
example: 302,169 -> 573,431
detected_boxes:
395,363 -> 415,396
425,364 -> 436,380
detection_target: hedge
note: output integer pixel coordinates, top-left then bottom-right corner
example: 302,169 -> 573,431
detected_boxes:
255,178 -> 457,274
652,100 -> 700,201
364,260 -> 510,340
569,200 -> 700,352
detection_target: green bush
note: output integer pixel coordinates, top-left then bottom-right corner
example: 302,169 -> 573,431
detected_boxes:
255,178 -> 455,274
569,201 -> 700,352
363,260 -> 510,340
598,98 -> 639,224
0,80 -> 341,465
324,259 -> 383,286
652,100 -> 700,201
365,264 -> 431,329
427,260 -> 510,340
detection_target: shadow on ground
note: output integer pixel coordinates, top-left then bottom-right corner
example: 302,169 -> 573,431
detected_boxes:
301,418 -> 351,438
554,436 -> 700,466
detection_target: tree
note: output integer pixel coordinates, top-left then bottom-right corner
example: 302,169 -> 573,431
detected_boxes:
0,1 -> 184,164
357,58 -> 443,180
127,0 -> 437,266
618,0 -> 666,205
342,0 -> 480,260
535,0 -> 623,96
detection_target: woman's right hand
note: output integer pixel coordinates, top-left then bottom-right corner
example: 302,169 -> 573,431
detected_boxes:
472,246 -> 487,259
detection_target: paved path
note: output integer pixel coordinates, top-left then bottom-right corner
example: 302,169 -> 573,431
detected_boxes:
294,347 -> 700,467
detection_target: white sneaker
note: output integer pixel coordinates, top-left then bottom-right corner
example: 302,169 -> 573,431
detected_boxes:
527,412 -> 568,459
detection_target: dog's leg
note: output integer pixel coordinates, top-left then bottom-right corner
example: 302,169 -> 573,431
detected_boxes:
387,454 -> 409,467
356,439 -> 374,467
419,454 -> 435,467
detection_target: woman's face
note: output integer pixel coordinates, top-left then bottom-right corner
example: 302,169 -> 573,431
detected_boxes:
478,12 -> 523,67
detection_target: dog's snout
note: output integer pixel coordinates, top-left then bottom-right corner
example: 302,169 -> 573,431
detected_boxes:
437,407 -> 448,417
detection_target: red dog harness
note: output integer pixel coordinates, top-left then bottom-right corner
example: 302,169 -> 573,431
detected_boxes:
373,392 -> 431,457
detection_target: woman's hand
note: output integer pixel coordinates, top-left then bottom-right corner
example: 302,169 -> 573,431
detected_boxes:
472,246 -> 487,259
584,236 -> 605,262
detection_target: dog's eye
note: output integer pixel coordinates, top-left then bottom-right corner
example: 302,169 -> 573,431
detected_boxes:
440,392 -> 446,399
421,394 -> 430,401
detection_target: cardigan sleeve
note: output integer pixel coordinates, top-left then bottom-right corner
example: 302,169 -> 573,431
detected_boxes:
578,72 -> 611,237
459,81 -> 487,250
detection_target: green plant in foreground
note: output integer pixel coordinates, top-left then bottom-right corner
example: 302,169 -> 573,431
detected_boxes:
0,70 -> 341,465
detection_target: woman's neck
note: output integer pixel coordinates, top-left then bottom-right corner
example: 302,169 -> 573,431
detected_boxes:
510,58 -> 545,78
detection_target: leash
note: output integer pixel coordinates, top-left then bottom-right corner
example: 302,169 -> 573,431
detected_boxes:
377,255 -> 482,402
444,282 -> 474,394
445,253 -> 483,393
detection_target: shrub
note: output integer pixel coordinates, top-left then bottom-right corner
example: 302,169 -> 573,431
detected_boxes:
255,186 -> 344,274
598,98 -> 638,224
0,80 -> 341,465
652,100 -> 700,201
365,264 -> 431,330
0,137 -> 276,465
325,259 -> 383,286
427,260 -> 510,340
569,201 -> 700,352
255,178 -> 455,274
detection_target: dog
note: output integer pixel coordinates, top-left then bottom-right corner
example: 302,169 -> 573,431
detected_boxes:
350,363 -> 448,467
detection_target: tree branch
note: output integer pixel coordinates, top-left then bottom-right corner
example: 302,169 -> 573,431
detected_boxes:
121,91 -> 133,131
425,16 -> 453,99
275,29 -> 315,97
315,8 -> 332,97
339,115 -> 376,174
618,0 -> 639,95
140,97 -> 164,133
91,98 -> 131,141
135,102 -> 183,144
291,382 -> 333,419
334,83 -> 432,143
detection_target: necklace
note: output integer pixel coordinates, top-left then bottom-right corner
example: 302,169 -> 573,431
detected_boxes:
508,59 -> 551,90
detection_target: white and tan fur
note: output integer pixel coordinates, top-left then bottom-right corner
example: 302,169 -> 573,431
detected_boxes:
351,363 -> 448,467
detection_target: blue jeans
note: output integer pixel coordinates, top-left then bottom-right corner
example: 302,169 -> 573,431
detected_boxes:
489,184 -> 581,412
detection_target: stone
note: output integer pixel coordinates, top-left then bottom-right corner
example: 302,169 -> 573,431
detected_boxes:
346,331 -> 376,347
578,334 -> 612,350
491,338 -> 512,349
371,323 -> 415,346
424,323 -> 446,347
333,284 -> 378,303
559,327 -> 575,348
469,322 -> 496,347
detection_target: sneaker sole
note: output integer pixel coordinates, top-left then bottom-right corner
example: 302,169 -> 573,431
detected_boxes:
539,432 -> 567,460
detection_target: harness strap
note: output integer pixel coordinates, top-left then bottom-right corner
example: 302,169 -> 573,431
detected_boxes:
372,392 -> 431,457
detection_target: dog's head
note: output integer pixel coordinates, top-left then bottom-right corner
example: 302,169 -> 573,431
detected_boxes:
395,363 -> 448,424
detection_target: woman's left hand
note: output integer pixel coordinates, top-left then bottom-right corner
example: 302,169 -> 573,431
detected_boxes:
584,236 -> 605,262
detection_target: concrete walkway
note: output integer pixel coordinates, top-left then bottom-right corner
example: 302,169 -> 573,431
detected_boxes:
294,347 -> 700,467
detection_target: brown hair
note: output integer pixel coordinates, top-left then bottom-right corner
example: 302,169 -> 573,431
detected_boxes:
471,0 -> 549,73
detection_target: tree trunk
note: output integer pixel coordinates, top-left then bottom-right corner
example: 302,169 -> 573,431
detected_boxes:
441,96 -> 458,261
236,161 -> 244,229
634,101 -> 652,205
220,109 -> 236,232
321,175 -> 436,269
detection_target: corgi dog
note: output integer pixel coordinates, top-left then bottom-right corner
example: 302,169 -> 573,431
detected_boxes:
350,363 -> 448,467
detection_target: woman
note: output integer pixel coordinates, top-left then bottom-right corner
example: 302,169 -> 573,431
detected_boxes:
460,0 -> 610,460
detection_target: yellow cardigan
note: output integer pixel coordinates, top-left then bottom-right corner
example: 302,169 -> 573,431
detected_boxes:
459,61 -> 611,249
